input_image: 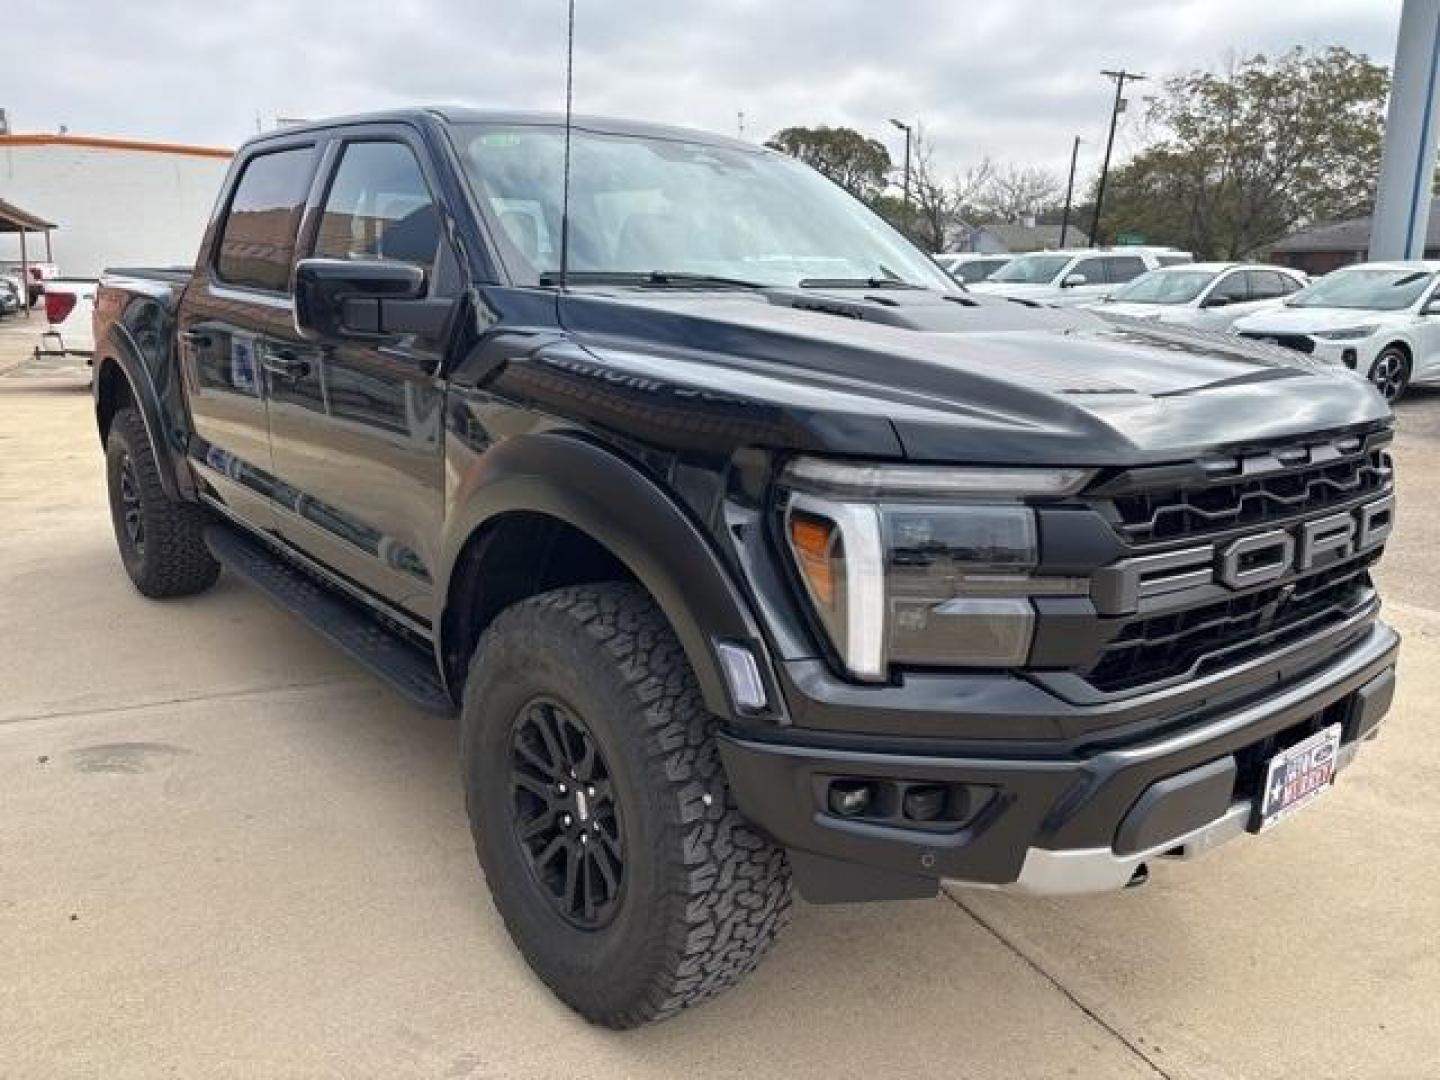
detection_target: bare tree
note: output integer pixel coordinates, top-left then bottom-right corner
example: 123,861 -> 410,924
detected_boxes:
905,127 -> 986,251
976,163 -> 1063,223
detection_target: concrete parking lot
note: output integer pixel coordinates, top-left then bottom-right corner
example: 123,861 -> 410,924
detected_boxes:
2,317 -> 1438,1079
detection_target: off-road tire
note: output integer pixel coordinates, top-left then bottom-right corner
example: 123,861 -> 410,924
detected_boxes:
461,583 -> 792,1028
105,407 -> 220,598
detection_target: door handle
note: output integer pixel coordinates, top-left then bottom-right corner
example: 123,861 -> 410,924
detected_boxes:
261,349 -> 312,380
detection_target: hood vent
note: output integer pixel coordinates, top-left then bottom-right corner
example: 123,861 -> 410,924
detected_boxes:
788,299 -> 867,320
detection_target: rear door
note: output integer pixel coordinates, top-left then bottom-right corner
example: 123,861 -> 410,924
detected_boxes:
263,128 -> 453,619
179,141 -> 319,531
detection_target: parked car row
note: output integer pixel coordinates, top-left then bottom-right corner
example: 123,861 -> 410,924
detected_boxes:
0,260 -> 59,306
967,246 -> 1192,305
0,273 -> 23,317
934,245 -> 1438,402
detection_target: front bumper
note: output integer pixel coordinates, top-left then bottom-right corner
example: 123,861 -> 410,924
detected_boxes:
719,620 -> 1398,903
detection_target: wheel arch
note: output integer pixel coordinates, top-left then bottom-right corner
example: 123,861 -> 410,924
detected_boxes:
436,433 -> 783,723
1377,338 -> 1413,366
93,339 -> 194,502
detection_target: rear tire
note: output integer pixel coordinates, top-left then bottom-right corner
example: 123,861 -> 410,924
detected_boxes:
105,407 -> 220,598
461,583 -> 792,1028
1369,346 -> 1410,403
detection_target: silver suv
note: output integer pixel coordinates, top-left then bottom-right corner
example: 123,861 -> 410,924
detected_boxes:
969,247 -> 1192,306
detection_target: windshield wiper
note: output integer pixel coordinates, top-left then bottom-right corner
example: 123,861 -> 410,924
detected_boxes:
538,270 -> 766,289
796,277 -> 929,290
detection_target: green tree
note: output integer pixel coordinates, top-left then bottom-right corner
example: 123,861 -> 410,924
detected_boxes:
1098,47 -> 1390,258
765,125 -> 893,202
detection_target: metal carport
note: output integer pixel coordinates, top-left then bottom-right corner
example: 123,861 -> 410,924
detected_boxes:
0,197 -> 56,317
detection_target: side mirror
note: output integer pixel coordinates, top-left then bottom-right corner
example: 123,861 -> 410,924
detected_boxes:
1061,273 -> 1088,288
1202,294 -> 1232,309
294,258 -> 451,340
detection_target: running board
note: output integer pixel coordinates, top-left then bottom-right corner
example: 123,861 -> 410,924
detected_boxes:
204,524 -> 455,715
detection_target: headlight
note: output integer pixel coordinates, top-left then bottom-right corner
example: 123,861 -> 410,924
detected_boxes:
780,458 -> 1093,681
1313,325 -> 1379,340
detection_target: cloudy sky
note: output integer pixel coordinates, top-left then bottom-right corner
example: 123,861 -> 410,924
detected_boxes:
6,0 -> 1403,183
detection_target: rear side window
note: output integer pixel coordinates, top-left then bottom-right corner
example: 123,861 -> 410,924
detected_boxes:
1213,272 -> 1250,302
314,142 -> 440,277
1105,256 -> 1148,283
1247,270 -> 1291,299
215,147 -> 316,293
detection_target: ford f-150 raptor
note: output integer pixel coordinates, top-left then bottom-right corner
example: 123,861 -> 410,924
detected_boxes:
92,109 -> 1399,1028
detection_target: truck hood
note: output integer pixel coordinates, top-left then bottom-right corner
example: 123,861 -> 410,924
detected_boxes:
545,287 -> 1388,466
1234,305 -> 1405,333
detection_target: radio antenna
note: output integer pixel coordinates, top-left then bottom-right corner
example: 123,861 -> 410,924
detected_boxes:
558,0 -> 576,290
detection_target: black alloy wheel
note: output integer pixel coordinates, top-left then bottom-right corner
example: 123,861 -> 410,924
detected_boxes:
117,451 -> 146,557
509,697 -> 625,929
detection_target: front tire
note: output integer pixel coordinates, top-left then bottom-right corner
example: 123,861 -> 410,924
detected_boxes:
1369,346 -> 1410,403
461,583 -> 792,1028
105,407 -> 220,598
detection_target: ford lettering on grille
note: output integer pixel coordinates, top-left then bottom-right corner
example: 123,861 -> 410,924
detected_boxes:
1093,493 -> 1393,615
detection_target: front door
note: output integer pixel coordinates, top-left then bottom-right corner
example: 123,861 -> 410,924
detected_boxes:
264,133 -> 453,622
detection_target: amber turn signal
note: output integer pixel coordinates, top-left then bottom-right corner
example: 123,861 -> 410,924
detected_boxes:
788,513 -> 837,606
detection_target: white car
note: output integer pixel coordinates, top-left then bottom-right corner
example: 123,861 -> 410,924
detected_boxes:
935,253 -> 1013,284
1086,263 -> 1307,329
969,247 -> 1192,306
1232,261 -> 1440,402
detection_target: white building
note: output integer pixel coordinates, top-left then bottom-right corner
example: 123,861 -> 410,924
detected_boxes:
0,133 -> 232,278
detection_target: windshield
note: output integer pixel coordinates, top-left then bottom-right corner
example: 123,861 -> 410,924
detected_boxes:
456,124 -> 954,290
1288,266 -> 1435,311
956,258 -> 1008,283
1111,268 -> 1217,304
989,254 -> 1071,285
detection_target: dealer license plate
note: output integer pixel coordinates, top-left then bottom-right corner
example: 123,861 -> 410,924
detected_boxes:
1255,723 -> 1343,833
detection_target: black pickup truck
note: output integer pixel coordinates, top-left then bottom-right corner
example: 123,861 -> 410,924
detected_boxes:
93,108 -> 1399,1027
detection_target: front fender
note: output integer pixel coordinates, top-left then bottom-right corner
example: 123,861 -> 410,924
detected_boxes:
438,431 -> 783,722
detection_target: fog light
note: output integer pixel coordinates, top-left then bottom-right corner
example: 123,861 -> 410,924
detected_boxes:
828,781 -> 873,817
902,785 -> 947,822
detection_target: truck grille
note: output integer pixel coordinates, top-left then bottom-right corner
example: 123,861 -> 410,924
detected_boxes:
1105,434 -> 1391,545
1084,552 -> 1379,694
1070,427 -> 1393,696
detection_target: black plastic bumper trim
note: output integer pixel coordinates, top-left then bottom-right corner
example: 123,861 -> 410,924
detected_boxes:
720,622 -> 1398,901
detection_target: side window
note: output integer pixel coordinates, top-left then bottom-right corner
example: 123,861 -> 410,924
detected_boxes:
1105,256 -> 1148,284
215,147 -> 316,292
1247,270 -> 1290,299
1212,272 -> 1250,302
1069,258 -> 1107,284
1278,273 -> 1304,296
314,142 -> 440,278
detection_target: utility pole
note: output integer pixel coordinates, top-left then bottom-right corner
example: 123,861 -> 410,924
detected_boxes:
1059,135 -> 1081,247
1089,69 -> 1145,247
890,118 -> 913,236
